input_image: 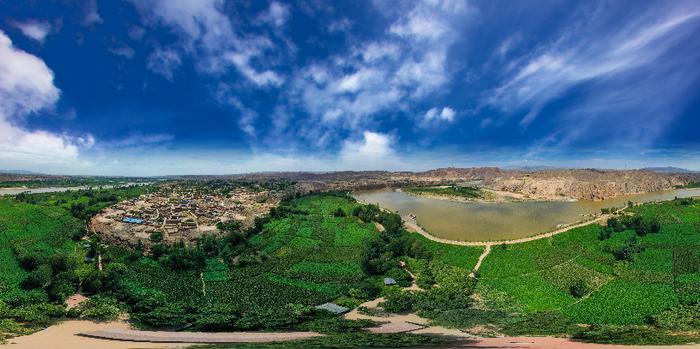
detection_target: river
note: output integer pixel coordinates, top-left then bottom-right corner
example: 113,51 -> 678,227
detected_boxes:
0,182 -> 152,196
353,188 -> 700,242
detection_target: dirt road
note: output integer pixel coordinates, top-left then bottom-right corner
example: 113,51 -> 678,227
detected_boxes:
2,321 -> 193,349
1,320 -> 319,349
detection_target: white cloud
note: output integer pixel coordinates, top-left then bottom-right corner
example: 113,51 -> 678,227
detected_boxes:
109,46 -> 135,59
83,0 -> 103,26
340,131 -> 396,167
361,42 -> 400,62
0,31 -> 90,166
147,48 -> 182,81
214,84 -> 259,138
225,49 -> 283,87
287,0 -> 471,148
99,133 -> 173,148
327,18 -> 353,33
12,20 -> 51,43
260,2 -> 290,27
418,106 -> 456,129
0,33 -> 59,116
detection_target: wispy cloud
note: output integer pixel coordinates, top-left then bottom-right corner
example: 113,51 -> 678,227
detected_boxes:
484,1 -> 700,154
129,0 -> 286,87
108,45 -> 135,59
83,0 -> 103,26
12,20 -> 51,43
146,47 -> 182,81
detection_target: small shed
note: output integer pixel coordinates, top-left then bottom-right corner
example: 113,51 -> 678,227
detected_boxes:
384,277 -> 397,286
315,302 -> 349,314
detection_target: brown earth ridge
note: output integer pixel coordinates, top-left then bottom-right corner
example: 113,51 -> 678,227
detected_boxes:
224,168 -> 698,201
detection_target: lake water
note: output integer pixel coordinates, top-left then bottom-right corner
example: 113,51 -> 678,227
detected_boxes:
0,182 -> 152,196
353,188 -> 700,241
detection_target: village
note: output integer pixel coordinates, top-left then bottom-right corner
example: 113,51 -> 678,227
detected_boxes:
91,182 -> 280,246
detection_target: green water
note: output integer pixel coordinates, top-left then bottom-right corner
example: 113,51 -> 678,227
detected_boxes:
353,188 -> 700,241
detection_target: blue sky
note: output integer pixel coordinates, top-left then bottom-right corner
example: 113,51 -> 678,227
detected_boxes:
0,0 -> 699,175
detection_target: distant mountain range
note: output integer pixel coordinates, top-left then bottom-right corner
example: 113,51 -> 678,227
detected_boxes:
642,167 -> 697,173
0,170 -> 43,175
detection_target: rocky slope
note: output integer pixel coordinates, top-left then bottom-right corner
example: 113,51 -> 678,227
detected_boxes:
418,168 -> 692,200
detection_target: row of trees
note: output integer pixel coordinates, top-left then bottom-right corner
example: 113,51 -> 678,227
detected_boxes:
600,215 -> 661,240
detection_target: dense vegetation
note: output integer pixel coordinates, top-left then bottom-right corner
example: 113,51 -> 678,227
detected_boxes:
0,185 -> 153,341
404,185 -> 482,199
0,199 -> 86,341
1,182 -> 698,346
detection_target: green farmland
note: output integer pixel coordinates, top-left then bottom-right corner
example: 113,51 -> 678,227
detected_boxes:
1,185 -> 699,346
426,197 -> 700,343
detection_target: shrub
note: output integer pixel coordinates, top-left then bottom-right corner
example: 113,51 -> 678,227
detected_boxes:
503,311 -> 578,336
385,268 -> 412,288
381,288 -> 415,313
81,270 -> 104,294
301,316 -> 375,333
76,295 -> 122,321
598,227 -> 613,240
2,289 -> 49,308
194,305 -> 239,331
149,231 -> 164,243
49,253 -> 76,274
131,303 -> 191,328
570,279 -> 591,298
236,304 -> 314,330
22,264 -> 52,289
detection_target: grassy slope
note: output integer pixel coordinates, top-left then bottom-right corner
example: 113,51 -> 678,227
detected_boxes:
0,199 -> 82,301
475,199 -> 700,325
410,233 -> 482,269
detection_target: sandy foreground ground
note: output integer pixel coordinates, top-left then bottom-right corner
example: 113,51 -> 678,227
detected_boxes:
1,321 -> 194,349
4,320 -> 700,349
452,337 -> 700,348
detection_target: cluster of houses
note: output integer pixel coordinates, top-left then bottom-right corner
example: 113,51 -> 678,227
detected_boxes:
92,183 -> 279,246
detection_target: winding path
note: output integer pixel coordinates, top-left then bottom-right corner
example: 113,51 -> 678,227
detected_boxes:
469,244 -> 491,277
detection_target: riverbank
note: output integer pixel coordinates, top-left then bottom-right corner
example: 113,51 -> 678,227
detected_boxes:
401,186 -> 572,203
354,187 -> 700,242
